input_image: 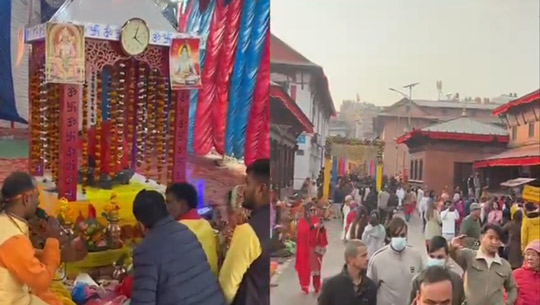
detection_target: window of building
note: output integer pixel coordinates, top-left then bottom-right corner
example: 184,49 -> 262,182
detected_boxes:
512,125 -> 518,139
418,160 -> 423,181
410,160 -> 414,180
296,150 -> 304,156
529,122 -> 535,138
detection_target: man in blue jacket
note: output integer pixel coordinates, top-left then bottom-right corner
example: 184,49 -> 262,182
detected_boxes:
131,189 -> 225,305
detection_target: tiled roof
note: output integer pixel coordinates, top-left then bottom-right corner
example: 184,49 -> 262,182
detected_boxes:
421,117 -> 507,136
412,99 -> 500,110
270,34 -> 318,66
493,89 -> 540,116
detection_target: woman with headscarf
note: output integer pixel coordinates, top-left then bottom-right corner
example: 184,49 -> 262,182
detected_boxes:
404,187 -> 417,222
424,199 -> 442,249
295,203 -> 328,294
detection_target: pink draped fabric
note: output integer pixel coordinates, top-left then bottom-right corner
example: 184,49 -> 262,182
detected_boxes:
193,0 -> 228,155
213,0 -> 244,154
244,33 -> 269,165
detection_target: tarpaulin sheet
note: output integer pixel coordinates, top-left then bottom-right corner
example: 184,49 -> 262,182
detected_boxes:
193,0 -> 229,155
231,0 -> 269,158
213,0 -> 243,154
224,0 -> 256,156
244,33 -> 269,165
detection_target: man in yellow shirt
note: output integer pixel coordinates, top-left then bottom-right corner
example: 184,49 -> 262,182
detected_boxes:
165,182 -> 219,275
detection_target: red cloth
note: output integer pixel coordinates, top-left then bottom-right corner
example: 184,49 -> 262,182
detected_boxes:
405,201 -> 416,215
295,217 -> 328,291
345,210 -> 357,234
116,275 -> 133,298
78,121 -> 130,174
513,265 -> 540,305
180,209 -> 202,220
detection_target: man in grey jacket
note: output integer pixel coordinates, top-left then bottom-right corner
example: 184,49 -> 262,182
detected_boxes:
367,218 -> 424,305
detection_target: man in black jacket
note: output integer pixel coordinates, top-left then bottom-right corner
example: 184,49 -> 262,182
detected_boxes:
318,240 -> 377,305
131,190 -> 225,305
219,159 -> 270,305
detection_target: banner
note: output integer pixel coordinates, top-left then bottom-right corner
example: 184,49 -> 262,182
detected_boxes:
58,85 -> 80,201
170,38 -> 202,90
45,23 -> 85,84
523,185 -> 540,203
376,163 -> 383,192
172,91 -> 190,183
322,159 -> 332,201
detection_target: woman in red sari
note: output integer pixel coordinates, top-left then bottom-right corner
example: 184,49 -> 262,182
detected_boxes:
295,203 -> 328,294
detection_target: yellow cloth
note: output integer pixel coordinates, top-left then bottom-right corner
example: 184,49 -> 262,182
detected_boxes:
66,247 -> 131,277
521,215 -> 540,251
510,204 -> 519,220
322,159 -> 332,200
180,219 -> 219,276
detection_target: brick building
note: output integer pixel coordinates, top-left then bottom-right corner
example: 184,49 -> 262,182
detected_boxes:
397,117 -> 508,194
375,98 -> 502,177
475,89 -> 540,187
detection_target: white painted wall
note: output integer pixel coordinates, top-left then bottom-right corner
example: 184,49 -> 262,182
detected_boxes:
271,71 -> 332,190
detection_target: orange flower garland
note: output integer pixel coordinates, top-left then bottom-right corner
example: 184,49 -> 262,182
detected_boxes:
117,63 -> 127,171
95,75 -> 103,182
156,76 -> 167,184
136,65 -> 147,169
39,68 -> 50,170
145,69 -> 157,181
109,69 -> 118,176
29,67 -> 40,172
126,63 -> 136,167
167,90 -> 176,183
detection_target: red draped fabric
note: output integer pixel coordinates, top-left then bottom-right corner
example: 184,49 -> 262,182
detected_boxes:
295,217 -> 328,292
213,0 -> 244,154
177,0 -> 194,33
244,33 -> 269,165
194,0 -> 228,155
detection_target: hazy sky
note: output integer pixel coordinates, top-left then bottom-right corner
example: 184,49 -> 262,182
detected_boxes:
271,0 -> 540,107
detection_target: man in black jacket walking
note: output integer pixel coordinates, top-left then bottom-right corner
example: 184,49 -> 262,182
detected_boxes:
318,240 -> 377,305
131,190 -> 225,305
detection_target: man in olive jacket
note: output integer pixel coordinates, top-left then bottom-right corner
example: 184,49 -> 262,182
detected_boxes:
450,224 -> 517,305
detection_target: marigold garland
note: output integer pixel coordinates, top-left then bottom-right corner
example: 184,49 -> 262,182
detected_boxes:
156,75 -> 167,184
126,62 -> 136,167
145,69 -> 157,182
109,69 -> 118,176
136,65 -> 147,170
39,68 -> 49,170
117,63 -> 127,171
95,74 -> 103,182
167,90 -> 176,183
29,66 -> 40,173
49,84 -> 60,182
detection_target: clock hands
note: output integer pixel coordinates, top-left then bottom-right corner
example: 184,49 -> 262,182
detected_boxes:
133,25 -> 140,39
134,36 -> 143,46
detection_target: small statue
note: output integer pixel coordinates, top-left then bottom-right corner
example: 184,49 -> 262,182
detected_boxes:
102,194 -> 123,249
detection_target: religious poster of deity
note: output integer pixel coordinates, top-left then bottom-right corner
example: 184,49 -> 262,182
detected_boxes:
169,38 -> 201,90
45,23 -> 85,84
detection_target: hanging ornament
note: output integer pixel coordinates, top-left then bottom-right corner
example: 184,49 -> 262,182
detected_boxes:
126,62 -> 136,168
136,65 -> 147,170
39,68 -> 49,170
156,75 -> 167,184
109,68 -> 118,176
167,90 -> 177,183
117,62 -> 127,171
145,69 -> 157,182
95,74 -> 103,182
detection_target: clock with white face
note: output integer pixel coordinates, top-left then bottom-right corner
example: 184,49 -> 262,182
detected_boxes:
120,18 -> 150,56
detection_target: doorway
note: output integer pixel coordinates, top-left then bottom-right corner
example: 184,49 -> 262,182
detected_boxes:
454,162 -> 473,194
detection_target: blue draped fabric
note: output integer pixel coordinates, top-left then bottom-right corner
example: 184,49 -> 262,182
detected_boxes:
0,0 -> 26,123
187,0 -> 215,153
224,0 -> 256,156
232,0 -> 269,157
331,156 -> 338,191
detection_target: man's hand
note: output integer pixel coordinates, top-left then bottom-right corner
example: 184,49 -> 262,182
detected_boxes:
451,234 -> 466,249
43,217 -> 62,241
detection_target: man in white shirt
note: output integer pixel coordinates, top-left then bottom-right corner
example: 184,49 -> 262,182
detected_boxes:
440,202 -> 460,241
417,187 -> 425,211
396,186 -> 405,207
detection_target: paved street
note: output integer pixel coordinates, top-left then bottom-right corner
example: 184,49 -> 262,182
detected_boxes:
270,211 -> 427,305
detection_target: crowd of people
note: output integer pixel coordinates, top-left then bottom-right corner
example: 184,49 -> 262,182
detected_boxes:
0,159 -> 271,305
291,174 -> 539,305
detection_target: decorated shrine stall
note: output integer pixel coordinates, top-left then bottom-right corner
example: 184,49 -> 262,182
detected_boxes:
22,1 -> 208,302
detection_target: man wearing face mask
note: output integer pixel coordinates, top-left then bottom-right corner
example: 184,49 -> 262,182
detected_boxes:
219,159 -> 270,305
410,236 -> 464,305
367,217 -> 424,305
